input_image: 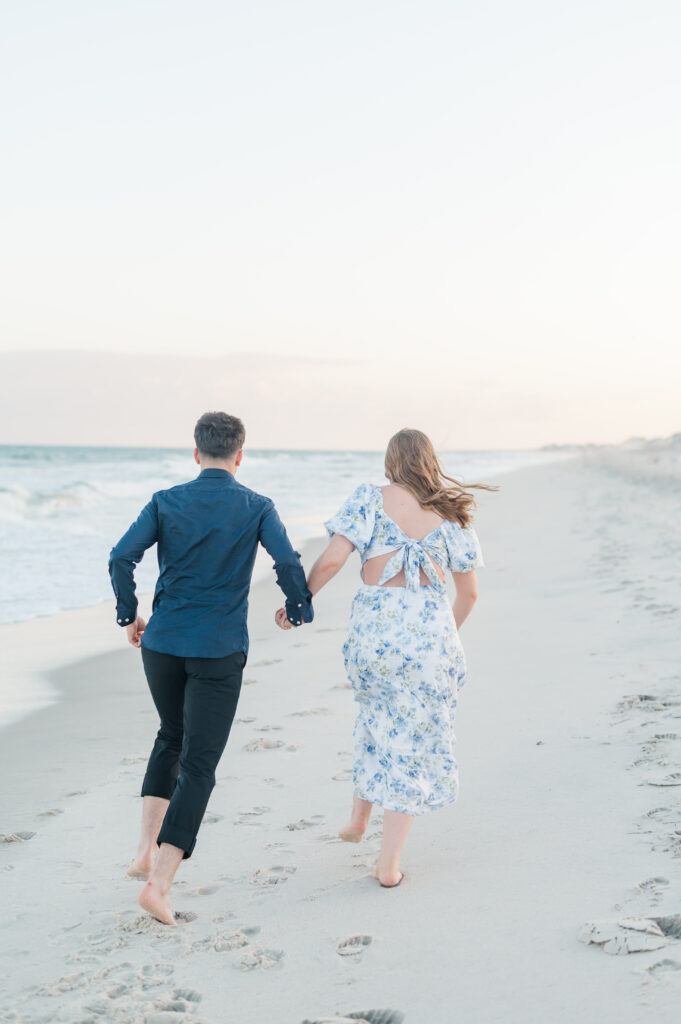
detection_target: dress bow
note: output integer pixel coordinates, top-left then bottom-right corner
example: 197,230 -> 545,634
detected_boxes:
377,541 -> 444,591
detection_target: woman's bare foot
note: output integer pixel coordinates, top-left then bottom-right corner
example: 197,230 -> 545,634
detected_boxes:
138,879 -> 176,926
338,821 -> 367,844
339,797 -> 373,843
126,854 -> 154,880
371,865 -> 404,888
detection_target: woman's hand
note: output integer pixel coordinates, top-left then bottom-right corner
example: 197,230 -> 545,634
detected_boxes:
275,607 -> 294,630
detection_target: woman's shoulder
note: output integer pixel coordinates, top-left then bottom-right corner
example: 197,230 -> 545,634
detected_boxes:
345,481 -> 380,503
438,517 -> 480,544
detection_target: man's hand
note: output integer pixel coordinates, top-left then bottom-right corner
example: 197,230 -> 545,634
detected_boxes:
126,616 -> 147,648
275,607 -> 295,630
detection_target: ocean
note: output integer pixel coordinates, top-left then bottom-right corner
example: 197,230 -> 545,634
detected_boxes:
0,445 -> 567,626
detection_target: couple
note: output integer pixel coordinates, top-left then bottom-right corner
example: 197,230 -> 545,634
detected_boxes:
109,412 -> 487,925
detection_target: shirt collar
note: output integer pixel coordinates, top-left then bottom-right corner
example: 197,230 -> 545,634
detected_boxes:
198,468 -> 235,480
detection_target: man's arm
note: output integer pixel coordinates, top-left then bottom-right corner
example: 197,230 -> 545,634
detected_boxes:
108,497 -> 159,630
258,501 -> 313,626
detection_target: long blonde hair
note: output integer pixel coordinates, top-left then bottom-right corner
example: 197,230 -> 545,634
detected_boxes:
384,428 -> 498,528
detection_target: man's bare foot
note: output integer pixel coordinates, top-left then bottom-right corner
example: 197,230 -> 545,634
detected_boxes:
138,879 -> 176,926
338,821 -> 367,844
126,855 -> 154,880
371,865 -> 404,888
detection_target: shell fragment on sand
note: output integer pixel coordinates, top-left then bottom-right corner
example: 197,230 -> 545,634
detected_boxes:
579,915 -> 681,954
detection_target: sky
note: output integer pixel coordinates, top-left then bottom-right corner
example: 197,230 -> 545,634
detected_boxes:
1,0 -> 679,448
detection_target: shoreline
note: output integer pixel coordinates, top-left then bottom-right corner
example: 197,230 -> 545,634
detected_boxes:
2,456 -> 680,1023
0,453 -> 576,733
0,538 -> 326,733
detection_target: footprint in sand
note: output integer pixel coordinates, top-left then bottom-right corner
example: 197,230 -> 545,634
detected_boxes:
236,947 -> 285,971
251,865 -> 296,887
332,769 -> 353,782
120,755 -> 147,764
65,790 -> 88,797
194,930 -> 247,952
147,1007 -> 200,1024
287,707 -> 332,717
191,885 -> 221,897
302,1012 -> 404,1024
286,816 -> 326,831
644,958 -> 681,979
256,724 -> 283,732
235,715 -> 256,723
123,911 -> 197,934
336,935 -> 373,957
140,962 -> 175,987
235,806 -> 271,825
38,808 -> 64,818
643,806 -> 673,820
647,773 -> 681,787
1,831 -> 36,843
195,924 -> 261,952
242,677 -> 259,686
244,738 -> 285,752
635,877 -> 670,906
251,658 -> 283,667
202,812 -> 224,825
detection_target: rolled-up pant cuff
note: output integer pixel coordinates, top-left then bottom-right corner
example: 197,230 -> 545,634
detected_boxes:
157,821 -> 197,859
141,779 -> 177,801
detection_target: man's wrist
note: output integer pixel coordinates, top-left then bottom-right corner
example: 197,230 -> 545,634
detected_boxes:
284,595 -> 313,626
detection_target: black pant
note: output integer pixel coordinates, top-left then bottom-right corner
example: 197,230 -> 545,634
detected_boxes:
140,646 -> 245,858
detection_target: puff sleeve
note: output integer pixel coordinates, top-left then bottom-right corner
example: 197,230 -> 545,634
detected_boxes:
324,483 -> 377,557
443,520 -> 484,573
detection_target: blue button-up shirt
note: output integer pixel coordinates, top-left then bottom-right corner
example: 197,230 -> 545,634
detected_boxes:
108,468 -> 313,659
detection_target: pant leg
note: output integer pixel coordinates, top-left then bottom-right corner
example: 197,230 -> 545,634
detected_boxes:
157,650 -> 245,858
140,647 -> 187,800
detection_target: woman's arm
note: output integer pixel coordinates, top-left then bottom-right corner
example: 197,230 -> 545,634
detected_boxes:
452,570 -> 478,630
275,535 -> 355,630
306,535 -> 355,595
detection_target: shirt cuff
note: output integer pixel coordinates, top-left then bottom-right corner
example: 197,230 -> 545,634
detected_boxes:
284,595 -> 313,627
116,609 -> 137,627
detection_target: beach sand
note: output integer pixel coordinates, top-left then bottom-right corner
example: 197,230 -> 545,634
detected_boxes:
1,455 -> 680,1023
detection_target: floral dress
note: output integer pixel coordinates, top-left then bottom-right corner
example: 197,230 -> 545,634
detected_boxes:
325,483 -> 483,816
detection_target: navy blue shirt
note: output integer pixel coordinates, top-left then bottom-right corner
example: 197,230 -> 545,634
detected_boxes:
108,468 -> 313,659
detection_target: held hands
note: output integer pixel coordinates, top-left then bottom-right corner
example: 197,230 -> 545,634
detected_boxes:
126,616 -> 147,648
274,607 -> 297,631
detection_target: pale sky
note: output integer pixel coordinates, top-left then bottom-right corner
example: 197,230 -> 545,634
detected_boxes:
1,1 -> 679,448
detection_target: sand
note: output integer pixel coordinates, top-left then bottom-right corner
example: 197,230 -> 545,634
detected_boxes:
1,455 -> 680,1023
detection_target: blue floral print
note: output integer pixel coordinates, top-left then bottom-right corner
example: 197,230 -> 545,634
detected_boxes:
324,483 -> 483,815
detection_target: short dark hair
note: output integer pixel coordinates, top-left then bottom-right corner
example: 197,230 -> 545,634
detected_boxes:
194,411 -> 245,459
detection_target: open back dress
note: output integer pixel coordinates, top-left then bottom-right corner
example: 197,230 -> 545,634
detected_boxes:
325,482 -> 484,815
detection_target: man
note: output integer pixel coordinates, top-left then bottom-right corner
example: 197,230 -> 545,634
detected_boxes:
108,411 -> 313,925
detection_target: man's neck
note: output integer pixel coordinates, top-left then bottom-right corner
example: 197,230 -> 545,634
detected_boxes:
199,460 -> 237,475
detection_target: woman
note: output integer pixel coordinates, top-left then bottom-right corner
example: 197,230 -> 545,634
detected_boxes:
277,429 -> 494,887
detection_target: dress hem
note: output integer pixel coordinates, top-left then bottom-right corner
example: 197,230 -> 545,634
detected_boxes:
353,788 -> 458,816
